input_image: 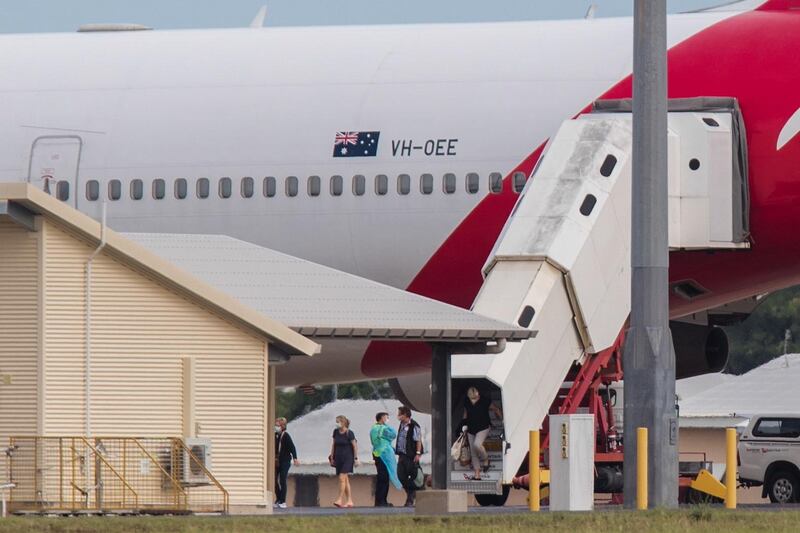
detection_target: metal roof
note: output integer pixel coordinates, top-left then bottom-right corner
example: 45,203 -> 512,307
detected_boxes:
124,233 -> 533,342
679,354 -> 800,420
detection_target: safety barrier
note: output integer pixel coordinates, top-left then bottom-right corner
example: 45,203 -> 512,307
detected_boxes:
4,437 -> 228,514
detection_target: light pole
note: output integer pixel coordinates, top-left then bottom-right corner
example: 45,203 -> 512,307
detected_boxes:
623,0 -> 678,508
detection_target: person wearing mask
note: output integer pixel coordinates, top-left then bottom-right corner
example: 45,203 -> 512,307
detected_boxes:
461,387 -> 502,481
329,415 -> 359,507
274,417 -> 299,509
370,411 -> 402,507
395,405 -> 423,507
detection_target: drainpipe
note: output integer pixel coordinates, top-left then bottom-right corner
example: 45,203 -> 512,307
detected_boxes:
85,203 -> 107,440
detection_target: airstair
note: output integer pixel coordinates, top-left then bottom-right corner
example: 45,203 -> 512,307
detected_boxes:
451,98 -> 750,490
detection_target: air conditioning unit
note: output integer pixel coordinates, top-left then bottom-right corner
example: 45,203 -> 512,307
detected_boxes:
181,437 -> 213,484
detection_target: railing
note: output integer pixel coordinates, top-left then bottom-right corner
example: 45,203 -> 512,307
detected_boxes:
4,437 -> 228,514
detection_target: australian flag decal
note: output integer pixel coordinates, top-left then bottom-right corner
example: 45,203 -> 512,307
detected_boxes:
333,131 -> 380,157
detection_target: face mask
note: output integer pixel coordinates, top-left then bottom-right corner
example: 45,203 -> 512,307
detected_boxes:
470,397 -> 478,405
336,422 -> 342,429
275,425 -> 282,433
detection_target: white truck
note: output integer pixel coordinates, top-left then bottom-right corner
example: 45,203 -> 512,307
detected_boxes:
738,414 -> 800,503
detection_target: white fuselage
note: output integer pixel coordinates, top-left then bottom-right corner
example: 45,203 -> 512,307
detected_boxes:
0,13 -> 733,290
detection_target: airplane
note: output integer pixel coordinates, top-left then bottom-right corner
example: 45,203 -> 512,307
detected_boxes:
0,0 -> 798,411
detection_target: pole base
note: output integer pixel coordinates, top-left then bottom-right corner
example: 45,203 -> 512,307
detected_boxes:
414,490 -> 469,514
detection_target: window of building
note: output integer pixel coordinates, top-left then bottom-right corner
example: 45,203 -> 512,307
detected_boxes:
108,179 -> 122,201
353,175 -> 366,196
219,177 -> 232,199
489,172 -> 503,194
241,177 -> 254,198
263,177 -> 276,198
286,176 -> 299,197
130,179 -> 144,200
420,173 -> 434,195
397,174 -> 411,195
375,174 -> 388,196
86,180 -> 100,201
175,178 -> 188,199
513,171 -> 527,193
197,178 -> 210,199
56,181 -> 70,201
330,175 -> 343,196
466,173 -> 480,194
153,179 -> 166,200
443,173 -> 456,194
308,175 -> 321,197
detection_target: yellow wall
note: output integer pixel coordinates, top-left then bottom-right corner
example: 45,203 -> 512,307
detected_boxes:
0,220 -> 39,439
0,218 -> 272,506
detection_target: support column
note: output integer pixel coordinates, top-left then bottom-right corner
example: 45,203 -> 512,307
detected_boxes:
624,0 -> 678,508
416,345 -> 467,514
429,346 -> 451,490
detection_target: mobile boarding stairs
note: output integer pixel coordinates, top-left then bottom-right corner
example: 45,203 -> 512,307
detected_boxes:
450,98 -> 750,496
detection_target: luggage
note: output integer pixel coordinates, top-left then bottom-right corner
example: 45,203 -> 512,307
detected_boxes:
451,430 -> 471,466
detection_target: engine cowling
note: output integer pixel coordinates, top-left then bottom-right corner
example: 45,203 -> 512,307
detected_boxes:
670,321 -> 729,379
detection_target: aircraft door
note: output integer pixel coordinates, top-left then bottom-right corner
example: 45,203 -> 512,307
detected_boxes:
28,135 -> 83,207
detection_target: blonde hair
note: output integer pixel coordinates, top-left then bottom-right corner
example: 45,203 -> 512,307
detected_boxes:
467,387 -> 480,401
275,417 -> 287,426
335,415 -> 350,428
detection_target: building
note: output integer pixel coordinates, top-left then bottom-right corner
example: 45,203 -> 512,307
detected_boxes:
678,354 -> 800,504
0,183 -> 318,513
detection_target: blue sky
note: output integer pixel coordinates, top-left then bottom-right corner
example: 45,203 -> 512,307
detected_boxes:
2,1 -> 730,34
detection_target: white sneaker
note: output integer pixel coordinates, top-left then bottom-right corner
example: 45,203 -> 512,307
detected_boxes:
278,502 -> 287,509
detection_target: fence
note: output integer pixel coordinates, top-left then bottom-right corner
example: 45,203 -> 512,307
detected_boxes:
4,437 -> 228,514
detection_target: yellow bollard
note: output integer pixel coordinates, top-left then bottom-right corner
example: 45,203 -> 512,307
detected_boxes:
530,430 -> 540,512
725,427 -> 737,509
637,427 -> 648,510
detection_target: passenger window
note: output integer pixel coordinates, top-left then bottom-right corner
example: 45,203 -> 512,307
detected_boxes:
219,177 -> 233,198
263,177 -> 276,198
174,178 -> 188,199
130,179 -> 144,200
197,178 -> 210,199
466,173 -> 480,194
489,172 -> 503,194
153,179 -> 166,200
241,177 -> 254,198
397,174 -> 411,195
353,175 -> 366,196
56,181 -> 70,202
753,418 -> 800,438
286,176 -> 299,197
108,179 -> 122,201
330,175 -> 343,196
86,180 -> 99,201
513,171 -> 527,193
443,173 -> 456,194
375,174 -> 388,196
420,173 -> 434,195
308,175 -> 321,197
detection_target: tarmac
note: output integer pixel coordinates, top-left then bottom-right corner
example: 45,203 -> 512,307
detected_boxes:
270,503 -> 792,516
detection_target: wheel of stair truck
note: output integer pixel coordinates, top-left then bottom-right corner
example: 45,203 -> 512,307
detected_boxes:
475,485 -> 511,507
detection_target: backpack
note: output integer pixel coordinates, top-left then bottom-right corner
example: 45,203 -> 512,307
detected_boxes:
412,463 -> 426,491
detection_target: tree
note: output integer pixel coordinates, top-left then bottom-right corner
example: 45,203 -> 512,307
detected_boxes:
723,285 -> 800,374
276,380 -> 394,421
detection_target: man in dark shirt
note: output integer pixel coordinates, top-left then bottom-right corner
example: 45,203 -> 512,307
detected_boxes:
274,417 -> 299,508
396,405 -> 423,507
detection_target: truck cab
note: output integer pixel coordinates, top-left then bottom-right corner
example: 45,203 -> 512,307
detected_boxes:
738,414 -> 800,503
